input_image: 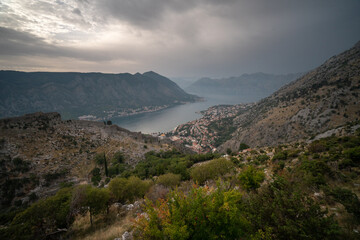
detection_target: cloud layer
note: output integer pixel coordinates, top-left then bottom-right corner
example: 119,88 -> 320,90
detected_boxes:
0,0 -> 360,77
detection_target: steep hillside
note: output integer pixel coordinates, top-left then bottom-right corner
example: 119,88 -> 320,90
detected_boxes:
0,71 -> 199,119
186,72 -> 303,103
220,41 -> 360,151
0,112 -> 172,209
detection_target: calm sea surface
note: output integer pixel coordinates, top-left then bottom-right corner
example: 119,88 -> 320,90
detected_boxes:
111,95 -> 242,134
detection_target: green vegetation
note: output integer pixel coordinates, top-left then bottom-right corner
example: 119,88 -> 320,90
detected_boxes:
2,132 -> 360,239
208,117 -> 237,147
108,176 -> 151,204
156,173 -> 181,188
190,158 -> 234,184
238,166 -> 265,191
1,188 -> 73,240
239,142 -> 250,151
135,183 -> 250,240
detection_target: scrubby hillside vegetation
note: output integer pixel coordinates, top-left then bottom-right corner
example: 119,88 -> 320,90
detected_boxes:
1,125 -> 359,239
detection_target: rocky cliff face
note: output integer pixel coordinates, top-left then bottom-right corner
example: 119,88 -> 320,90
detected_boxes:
0,112 -> 171,208
0,71 -> 199,119
219,41 -> 360,151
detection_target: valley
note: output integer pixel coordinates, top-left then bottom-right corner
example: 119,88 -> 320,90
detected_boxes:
1,1 -> 360,239
1,37 -> 360,240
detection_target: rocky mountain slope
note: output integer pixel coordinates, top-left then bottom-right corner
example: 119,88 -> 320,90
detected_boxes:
0,71 -> 199,119
186,72 -> 303,103
0,112 -> 172,208
220,41 -> 360,151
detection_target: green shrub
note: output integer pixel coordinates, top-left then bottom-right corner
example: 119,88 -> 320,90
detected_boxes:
327,187 -> 360,221
190,158 -> 234,184
135,184 -> 250,240
109,176 -> 152,204
239,143 -> 250,151
94,153 -> 106,165
301,159 -> 331,186
245,176 -> 342,240
256,154 -> 269,163
344,146 -> 360,163
111,151 -> 125,164
238,166 -> 265,191
91,167 -> 101,185
273,151 -> 288,161
6,188 -> 73,240
156,173 -> 181,188
338,159 -> 354,169
308,142 -> 326,153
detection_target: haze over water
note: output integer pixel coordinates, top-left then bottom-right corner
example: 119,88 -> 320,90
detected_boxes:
111,94 -> 241,134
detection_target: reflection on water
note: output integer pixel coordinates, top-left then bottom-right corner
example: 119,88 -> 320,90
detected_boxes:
111,94 -> 244,134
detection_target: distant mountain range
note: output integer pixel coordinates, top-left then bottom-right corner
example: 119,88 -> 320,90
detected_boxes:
167,41 -> 360,153
186,72 -> 304,103
219,40 -> 360,150
0,71 -> 199,119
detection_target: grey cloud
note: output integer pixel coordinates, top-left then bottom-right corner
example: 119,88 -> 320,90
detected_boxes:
0,27 -> 133,62
72,8 -> 82,16
94,0 -> 198,28
0,0 -> 360,77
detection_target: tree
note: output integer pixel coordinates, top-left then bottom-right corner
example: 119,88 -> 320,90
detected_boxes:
85,186 -> 110,225
95,152 -> 108,177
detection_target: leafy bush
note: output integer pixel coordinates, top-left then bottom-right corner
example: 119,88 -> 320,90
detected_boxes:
94,152 -> 106,165
135,184 -> 250,240
244,177 -> 342,240
308,142 -> 326,153
4,188 -> 73,240
109,176 -> 152,204
188,153 -> 220,164
108,163 -> 127,177
134,150 -> 190,180
256,154 -> 269,163
238,166 -> 265,191
327,187 -> 360,221
111,151 -> 125,164
301,159 -> 331,186
91,167 -> 101,185
239,143 -> 250,151
338,158 -> 354,169
344,146 -> 360,163
272,151 -> 288,161
156,173 -> 181,188
190,158 -> 234,184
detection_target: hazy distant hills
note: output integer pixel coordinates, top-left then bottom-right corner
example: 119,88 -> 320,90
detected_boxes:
0,71 -> 199,119
219,41 -> 360,150
186,72 -> 303,103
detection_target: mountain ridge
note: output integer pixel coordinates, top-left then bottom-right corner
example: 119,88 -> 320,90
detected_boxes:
219,40 -> 360,151
186,72 -> 304,103
0,70 -> 199,119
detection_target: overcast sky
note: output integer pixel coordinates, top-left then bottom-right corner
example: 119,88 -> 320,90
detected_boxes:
0,0 -> 359,78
